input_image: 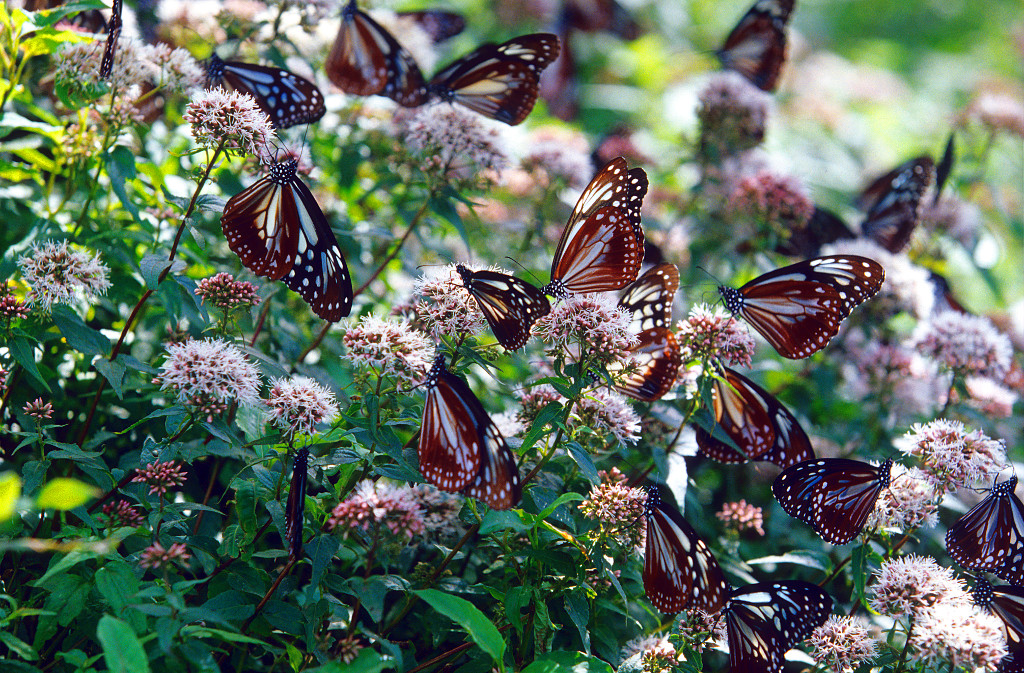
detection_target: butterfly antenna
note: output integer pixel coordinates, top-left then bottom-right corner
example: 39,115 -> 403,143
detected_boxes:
504,256 -> 543,285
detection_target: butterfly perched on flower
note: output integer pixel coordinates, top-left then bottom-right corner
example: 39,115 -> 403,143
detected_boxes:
946,475 -> 1024,584
972,577 -> 1024,661
220,159 -> 353,322
772,458 -> 893,545
643,487 -> 729,614
456,265 -> 550,351
724,581 -> 833,673
716,0 -> 795,92
857,156 -> 935,253
327,1 -> 559,125
98,0 -> 122,79
612,263 -> 681,401
205,53 -> 326,129
542,157 -> 647,298
286,448 -> 309,559
695,367 -> 814,469
419,353 -> 521,510
718,255 -> 885,359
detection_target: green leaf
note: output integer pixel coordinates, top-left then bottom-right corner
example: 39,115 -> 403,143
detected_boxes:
746,552 -> 826,571
179,625 -> 266,645
104,146 -> 140,221
537,492 -> 585,521
413,589 -> 505,669
306,648 -> 396,673
0,630 -> 37,660
0,472 -> 21,520
35,478 -> 99,510
52,306 -> 110,356
521,652 -> 614,673
96,615 -> 151,673
8,334 -> 49,391
139,254 -> 176,289
94,358 -> 127,399
95,562 -> 139,615
563,589 -> 591,654
235,481 -> 259,541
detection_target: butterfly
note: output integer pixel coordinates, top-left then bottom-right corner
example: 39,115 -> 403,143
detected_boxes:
205,53 -> 326,129
934,133 -> 956,203
419,353 -> 521,510
286,448 -> 309,559
718,255 -> 885,359
772,458 -> 894,545
775,206 -> 856,258
716,0 -> 795,92
973,577 -> 1024,658
695,367 -> 814,469
612,264 -> 681,401
564,0 -> 643,40
396,10 -> 467,43
98,0 -> 122,79
221,159 -> 354,322
456,265 -> 551,351
643,486 -> 729,614
724,581 -> 833,673
856,156 -> 935,253
946,475 -> 1024,583
542,157 -> 647,298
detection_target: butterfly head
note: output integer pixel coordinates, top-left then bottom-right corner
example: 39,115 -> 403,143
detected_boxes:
541,279 -> 569,300
455,264 -> 473,286
879,458 -> 894,488
643,485 -> 661,518
993,475 -> 1019,498
205,53 -> 226,86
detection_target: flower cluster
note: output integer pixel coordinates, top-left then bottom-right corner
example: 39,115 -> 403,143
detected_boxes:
0,283 -> 30,321
572,389 -> 640,447
865,465 -> 940,533
533,293 -> 636,367
579,468 -> 647,547
183,88 -> 276,158
521,127 -> 592,189
194,273 -> 260,310
23,398 -> 53,421
676,303 -> 755,367
16,241 -> 111,312
674,608 -> 727,654
139,542 -> 191,570
408,264 -> 488,340
100,500 -> 146,529
911,602 -> 1006,671
697,71 -> 771,158
962,91 -> 1024,137
808,616 -> 878,673
620,634 -> 680,673
403,105 -> 509,185
896,419 -> 1006,489
155,338 -> 262,419
264,376 -> 339,437
912,311 -> 1013,379
328,480 -> 426,542
866,554 -> 964,618
133,461 -> 187,496
341,315 -> 433,388
716,499 -> 765,536
726,170 -> 814,240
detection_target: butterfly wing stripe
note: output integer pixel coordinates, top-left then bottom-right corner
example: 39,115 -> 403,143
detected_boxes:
463,421 -> 520,509
420,383 -> 480,491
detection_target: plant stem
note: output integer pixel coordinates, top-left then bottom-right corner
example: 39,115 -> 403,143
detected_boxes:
354,197 -> 433,299
241,558 -> 296,633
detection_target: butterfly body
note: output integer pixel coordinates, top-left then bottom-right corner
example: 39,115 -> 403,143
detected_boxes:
946,476 -> 1024,582
772,458 -> 893,544
720,255 -> 884,359
221,159 -> 353,321
455,265 -> 549,351
716,0 -> 795,91
206,53 -> 326,129
99,0 -> 122,79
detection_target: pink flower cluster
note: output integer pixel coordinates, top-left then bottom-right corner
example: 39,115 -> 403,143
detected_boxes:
409,264 -> 488,340
341,315 -> 433,388
264,376 -> 339,437
808,616 -> 877,673
194,273 -> 259,310
697,71 -> 771,158
403,105 -> 509,185
865,465 -> 940,533
716,499 -> 765,536
896,419 -> 1006,489
23,398 -> 53,421
101,500 -> 146,529
139,542 -> 191,570
578,468 -> 647,547
156,337 -> 262,419
17,241 -> 111,312
533,293 -> 636,367
726,170 -> 814,235
676,303 -> 755,367
133,461 -> 187,496
0,283 -> 29,320
183,88 -> 276,158
912,310 -> 1012,379
327,480 -> 426,542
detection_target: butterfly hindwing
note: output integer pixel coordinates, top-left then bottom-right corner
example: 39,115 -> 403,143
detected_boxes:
457,266 -> 550,351
716,0 -> 795,91
286,448 -> 309,558
858,157 -> 935,253
206,54 -> 326,129
946,476 -> 1024,576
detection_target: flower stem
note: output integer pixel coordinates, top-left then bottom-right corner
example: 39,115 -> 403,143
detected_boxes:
354,196 -> 433,299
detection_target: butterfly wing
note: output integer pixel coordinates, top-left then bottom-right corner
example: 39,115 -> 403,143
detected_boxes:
777,206 -> 856,258
772,458 -> 892,545
619,263 -> 679,332
716,0 -> 795,92
643,488 -> 730,615
858,157 -> 935,253
974,578 -> 1024,655
326,1 -> 429,106
221,161 -> 354,321
720,255 -> 884,359
286,448 -> 309,559
99,0 -> 122,79
419,358 -> 486,492
397,10 -> 467,43
457,266 -> 550,351
613,328 -> 681,402
547,205 -> 644,295
946,476 -> 1024,574
222,61 -> 326,129
428,33 -> 560,125
463,419 -> 522,510
565,0 -> 642,39
695,368 -> 776,464
725,581 -> 833,673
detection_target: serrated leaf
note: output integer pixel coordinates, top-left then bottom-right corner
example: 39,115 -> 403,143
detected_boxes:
35,478 -> 99,510
564,441 -> 599,484
94,358 -> 127,399
97,615 -> 151,673
414,589 -> 505,669
140,254 -> 180,289
52,306 -> 110,356
0,472 -> 21,520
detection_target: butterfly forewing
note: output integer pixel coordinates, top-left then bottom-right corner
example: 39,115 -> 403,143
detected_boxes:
326,1 -> 430,106
946,476 -> 1024,574
285,448 -> 309,558
696,368 -> 775,463
457,265 -> 550,351
428,33 -> 559,125
463,421 -> 522,510
643,488 -> 730,614
716,0 -> 794,91
973,578 -> 1024,655
99,0 -> 122,79
725,581 -> 833,673
221,160 -> 354,321
207,54 -> 326,129
619,263 -> 679,332
613,328 -> 681,401
859,157 -> 935,253
772,458 -> 892,545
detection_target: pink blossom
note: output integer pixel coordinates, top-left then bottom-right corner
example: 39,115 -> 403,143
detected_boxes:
676,303 -> 755,367
264,376 -> 339,437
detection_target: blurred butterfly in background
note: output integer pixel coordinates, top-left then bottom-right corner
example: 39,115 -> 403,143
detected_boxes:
327,1 -> 559,125
564,0 -> 643,40
538,10 -> 580,122
397,10 -> 467,43
718,255 -> 885,359
220,159 -> 354,322
205,53 -> 326,129
724,581 -> 833,673
456,264 -> 551,351
419,353 -> 521,510
972,576 -> 1024,661
716,0 -> 795,92
98,0 -> 122,79
286,448 -> 309,559
857,156 -> 935,253
612,263 -> 681,401
643,486 -> 730,614
772,457 -> 893,545
946,475 -> 1024,585
694,367 -> 814,469
543,157 -> 647,298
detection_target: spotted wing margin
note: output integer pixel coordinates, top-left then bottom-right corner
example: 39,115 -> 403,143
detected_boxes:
465,270 -> 550,350
418,370 -> 488,493
221,62 -> 326,128
760,394 -> 814,468
859,157 -> 935,253
695,368 -> 775,463
549,206 -> 643,293
725,581 -> 833,673
771,458 -> 887,545
99,0 -> 122,79
946,480 -> 1024,573
286,448 -> 309,558
326,2 -> 429,106
716,0 -> 794,91
563,159 -> 648,257
221,175 -> 298,280
975,580 -> 1024,654
464,420 -> 521,510
277,178 -> 353,322
613,328 -> 681,401
619,263 -> 679,332
644,500 -> 729,614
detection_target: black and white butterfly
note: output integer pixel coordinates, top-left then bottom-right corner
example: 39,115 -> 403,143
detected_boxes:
716,0 -> 795,92
718,255 -> 885,359
772,458 -> 893,545
612,263 -> 681,401
286,448 -> 309,559
456,265 -> 550,351
205,53 -> 326,129
98,0 -> 122,80
724,581 -> 833,673
973,577 -> 1024,659
220,159 -> 353,322
946,475 -> 1024,584
857,156 -> 935,253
